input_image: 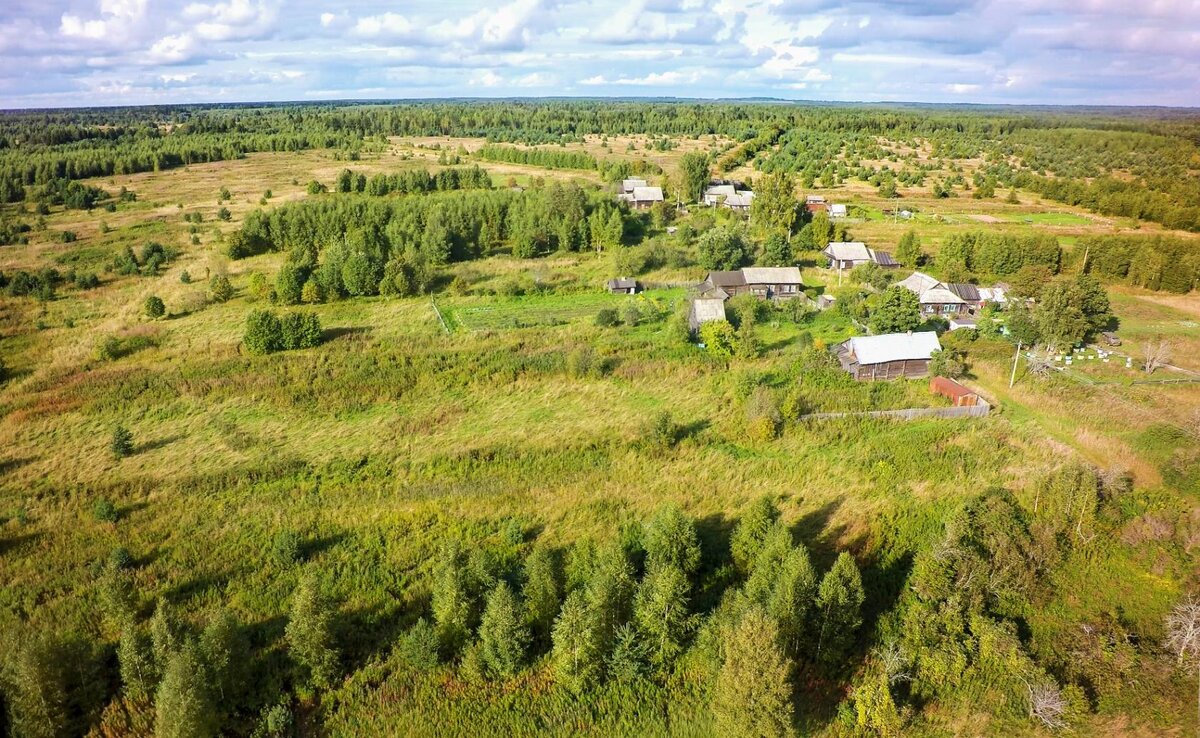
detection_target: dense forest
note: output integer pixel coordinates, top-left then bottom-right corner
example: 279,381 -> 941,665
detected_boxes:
2,100 -> 1198,230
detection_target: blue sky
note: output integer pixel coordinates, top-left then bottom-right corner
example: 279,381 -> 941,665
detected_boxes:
1,0 -> 1198,109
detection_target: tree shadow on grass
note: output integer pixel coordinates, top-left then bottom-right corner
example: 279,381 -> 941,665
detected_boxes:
137,433 -> 185,454
693,512 -> 737,614
323,326 -> 371,343
677,417 -> 711,443
790,497 -> 848,571
0,456 -> 34,477
298,532 -> 348,562
0,531 -> 42,556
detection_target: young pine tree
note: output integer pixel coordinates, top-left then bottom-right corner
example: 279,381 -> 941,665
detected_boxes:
150,599 -> 185,669
478,583 -> 530,679
432,544 -> 473,655
712,608 -> 794,738
768,546 -> 819,658
814,552 -> 865,665
111,424 -> 134,458
286,574 -> 340,690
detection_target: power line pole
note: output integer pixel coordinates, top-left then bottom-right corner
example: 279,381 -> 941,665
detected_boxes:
1009,340 -> 1022,388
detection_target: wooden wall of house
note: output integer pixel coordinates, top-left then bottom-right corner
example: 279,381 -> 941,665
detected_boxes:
853,358 -> 930,380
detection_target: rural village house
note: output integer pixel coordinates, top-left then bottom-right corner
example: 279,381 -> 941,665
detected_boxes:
697,266 -> 803,300
837,331 -> 942,380
617,178 -> 663,209
805,194 -> 827,213
822,241 -> 899,270
897,271 -> 1007,317
703,181 -> 755,211
829,203 -> 848,218
606,277 -> 639,295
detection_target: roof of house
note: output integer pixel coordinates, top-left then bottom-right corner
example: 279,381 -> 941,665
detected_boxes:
830,204 -> 847,216
631,186 -> 663,203
691,297 -> 727,324
704,184 -> 737,199
704,270 -> 747,288
607,278 -> 637,290
896,271 -> 942,294
946,283 -> 981,302
846,331 -> 942,365
977,286 -> 1008,302
806,195 -> 826,204
621,178 -> 648,192
871,250 -> 898,267
724,192 -> 755,208
742,266 -> 802,284
921,287 -> 968,305
823,242 -> 871,261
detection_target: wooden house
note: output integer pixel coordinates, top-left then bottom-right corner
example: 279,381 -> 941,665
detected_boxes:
837,331 -> 942,380
606,277 -> 639,295
822,242 -> 898,270
697,267 -> 803,300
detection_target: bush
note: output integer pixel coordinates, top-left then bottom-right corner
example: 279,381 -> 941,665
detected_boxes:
271,531 -> 301,566
595,308 -> 620,327
143,295 -> 166,319
109,546 -> 134,569
209,275 -> 234,303
180,270 -> 191,284
92,497 -> 119,523
60,230 -> 77,243
644,411 -> 679,450
110,425 -> 134,458
218,207 -> 232,222
280,312 -> 322,350
244,310 -> 284,355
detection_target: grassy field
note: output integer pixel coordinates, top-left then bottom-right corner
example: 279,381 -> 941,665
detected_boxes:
1,135 -> 1198,736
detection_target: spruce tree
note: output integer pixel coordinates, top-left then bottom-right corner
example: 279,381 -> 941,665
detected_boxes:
285,574 -> 340,690
522,543 -> 561,648
712,608 -> 794,738
111,425 -> 134,458
478,583 -> 529,679
551,590 -> 602,692
432,543 -> 472,654
814,552 -> 865,665
633,563 -> 694,670
769,546 -> 819,658
155,643 -> 218,738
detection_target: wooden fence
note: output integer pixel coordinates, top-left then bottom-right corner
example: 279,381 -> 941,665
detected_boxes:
801,401 -> 991,422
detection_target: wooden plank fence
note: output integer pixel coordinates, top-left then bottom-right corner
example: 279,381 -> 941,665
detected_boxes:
801,401 -> 991,422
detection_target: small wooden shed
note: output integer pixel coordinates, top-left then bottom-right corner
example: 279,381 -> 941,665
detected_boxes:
930,376 -> 981,406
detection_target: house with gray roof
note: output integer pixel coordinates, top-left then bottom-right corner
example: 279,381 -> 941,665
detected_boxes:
618,185 -> 664,210
696,266 -> 803,300
897,271 -> 1005,317
822,242 -> 898,270
689,297 -> 727,332
703,181 -> 755,211
606,277 -> 639,295
837,331 -> 942,380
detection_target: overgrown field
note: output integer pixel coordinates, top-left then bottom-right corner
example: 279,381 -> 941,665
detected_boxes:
0,101 -> 1198,738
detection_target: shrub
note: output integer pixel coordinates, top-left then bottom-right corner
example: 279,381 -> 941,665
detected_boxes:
109,546 -> 134,569
644,411 -> 679,450
244,310 -> 284,355
595,308 -> 619,327
209,275 -> 234,303
276,265 -> 306,304
300,279 -> 323,304
271,531 -> 301,566
217,207 -> 232,222
110,426 -> 134,458
248,273 -> 272,301
143,295 -> 165,319
620,301 -> 641,327
744,387 -> 782,442
60,230 -> 77,243
93,497 -> 119,523
699,320 -> 737,360
395,618 -> 440,672
180,270 -> 191,284
280,312 -> 322,350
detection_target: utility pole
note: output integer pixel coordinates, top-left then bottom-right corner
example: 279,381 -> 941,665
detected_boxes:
1009,340 -> 1022,388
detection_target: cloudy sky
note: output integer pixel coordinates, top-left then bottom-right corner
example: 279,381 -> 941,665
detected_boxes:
1,0 -> 1198,109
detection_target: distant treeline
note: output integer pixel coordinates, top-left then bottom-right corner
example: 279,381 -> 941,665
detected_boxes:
2,100 -> 1198,230
332,165 -> 493,196
1080,234 -> 1200,293
477,145 -> 597,171
936,230 -> 1063,280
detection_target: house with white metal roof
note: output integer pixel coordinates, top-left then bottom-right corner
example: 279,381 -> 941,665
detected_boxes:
822,242 -> 899,270
837,331 -> 942,380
